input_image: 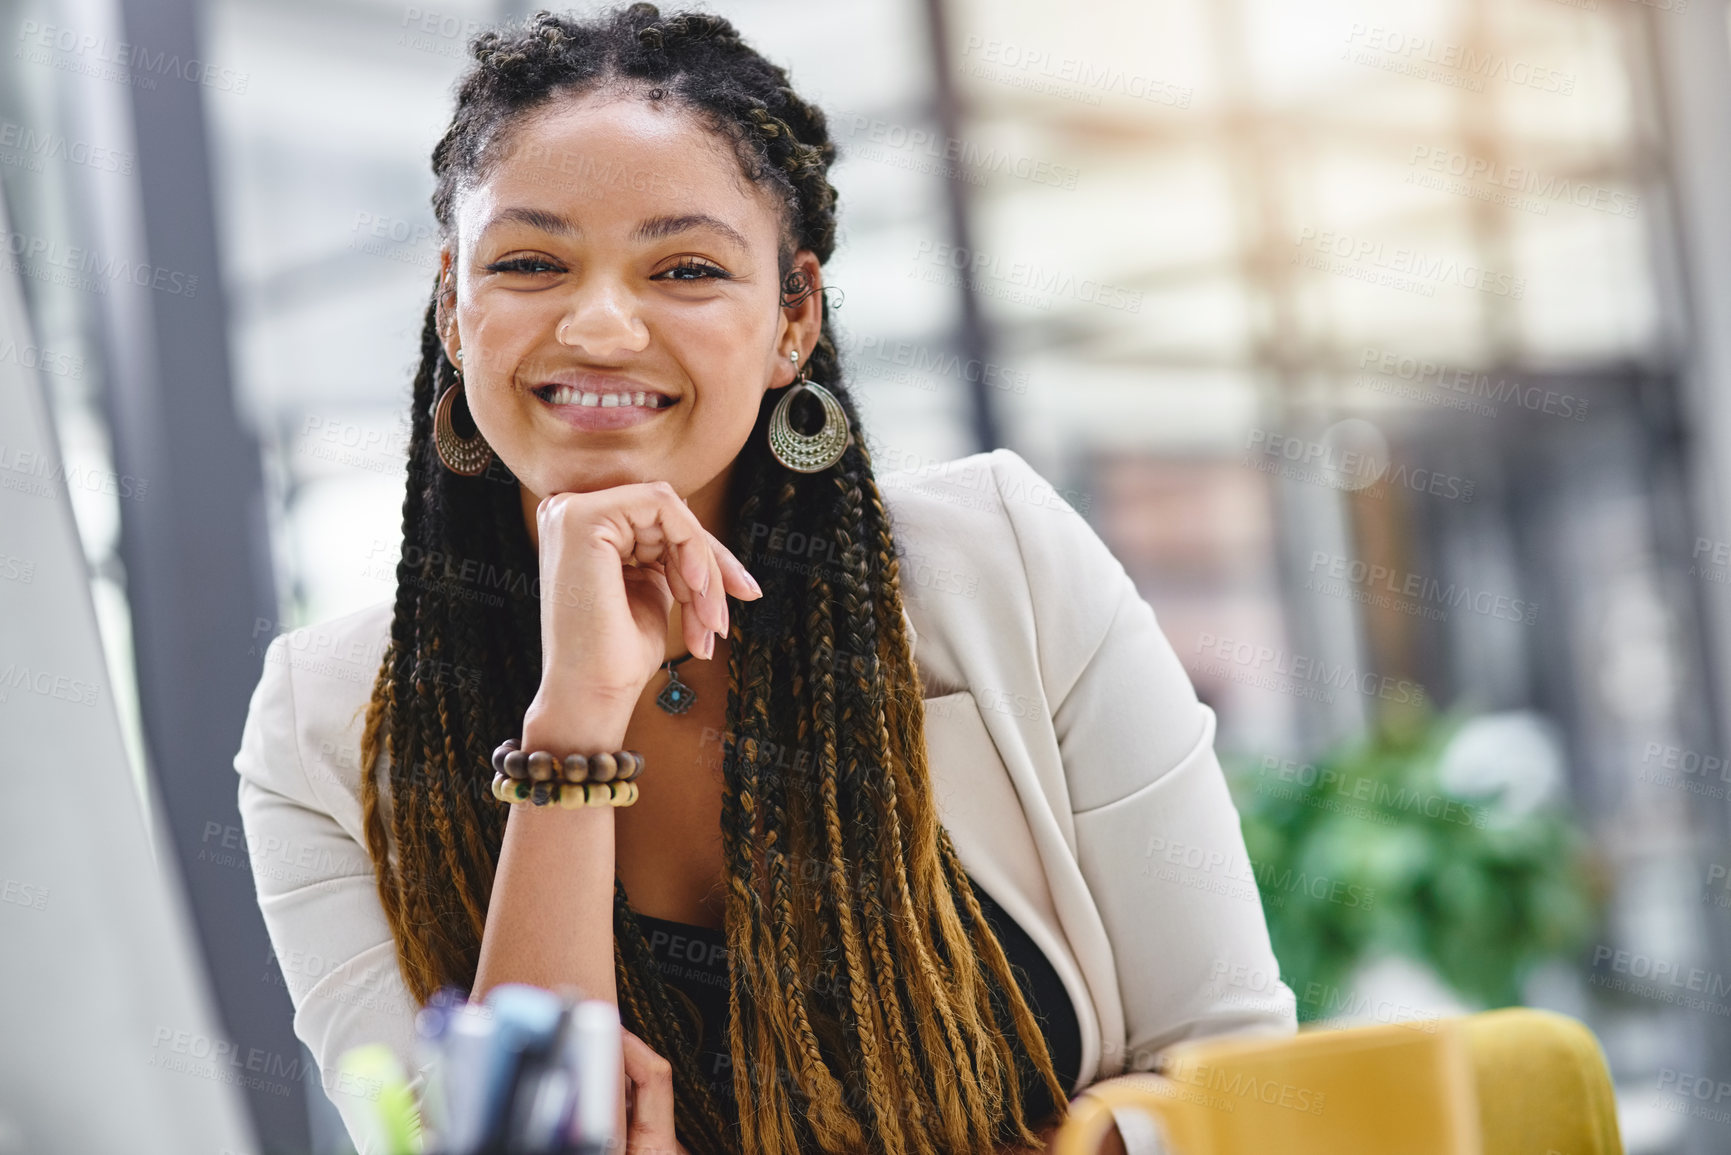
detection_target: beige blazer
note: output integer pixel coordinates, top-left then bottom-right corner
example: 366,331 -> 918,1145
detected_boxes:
233,447 -> 1296,1152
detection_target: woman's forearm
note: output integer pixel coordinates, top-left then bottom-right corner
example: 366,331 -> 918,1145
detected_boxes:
469,683 -> 639,1139
470,684 -> 634,1005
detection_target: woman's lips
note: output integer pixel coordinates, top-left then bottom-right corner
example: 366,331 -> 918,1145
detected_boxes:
534,384 -> 677,431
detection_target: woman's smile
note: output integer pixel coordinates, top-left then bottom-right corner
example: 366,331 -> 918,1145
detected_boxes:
531,370 -> 681,432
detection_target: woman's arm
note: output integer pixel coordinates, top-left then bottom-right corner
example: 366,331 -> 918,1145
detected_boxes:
468,682 -> 634,1006
468,680 -> 639,1139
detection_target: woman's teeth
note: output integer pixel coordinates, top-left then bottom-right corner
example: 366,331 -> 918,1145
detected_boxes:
542,385 -> 668,408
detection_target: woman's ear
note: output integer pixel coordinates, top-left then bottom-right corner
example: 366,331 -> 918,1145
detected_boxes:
779,249 -> 825,374
435,247 -> 459,363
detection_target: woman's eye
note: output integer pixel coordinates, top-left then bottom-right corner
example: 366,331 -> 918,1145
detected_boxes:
658,259 -> 731,282
485,257 -> 562,275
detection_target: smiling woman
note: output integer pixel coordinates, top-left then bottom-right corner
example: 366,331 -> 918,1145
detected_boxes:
230,6 -> 1293,1155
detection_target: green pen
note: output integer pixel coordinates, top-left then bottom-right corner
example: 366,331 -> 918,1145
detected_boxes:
339,1043 -> 425,1155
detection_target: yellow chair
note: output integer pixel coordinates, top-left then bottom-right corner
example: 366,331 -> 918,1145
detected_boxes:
1054,1008 -> 1623,1155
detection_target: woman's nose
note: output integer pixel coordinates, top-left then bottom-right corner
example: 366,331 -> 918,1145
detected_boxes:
555,278 -> 649,356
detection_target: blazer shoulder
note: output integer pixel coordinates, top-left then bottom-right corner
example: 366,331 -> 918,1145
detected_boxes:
249,598 -> 395,809
878,446 -> 1132,706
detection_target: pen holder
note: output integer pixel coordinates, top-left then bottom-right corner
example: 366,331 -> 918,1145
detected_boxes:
351,984 -> 623,1155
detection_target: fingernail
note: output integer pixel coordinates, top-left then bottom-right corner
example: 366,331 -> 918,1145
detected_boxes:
701,633 -> 715,660
744,570 -> 762,596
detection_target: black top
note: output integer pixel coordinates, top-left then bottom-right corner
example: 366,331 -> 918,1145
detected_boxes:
631,872 -> 1082,1135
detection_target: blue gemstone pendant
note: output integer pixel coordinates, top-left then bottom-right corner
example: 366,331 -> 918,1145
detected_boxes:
657,663 -> 696,714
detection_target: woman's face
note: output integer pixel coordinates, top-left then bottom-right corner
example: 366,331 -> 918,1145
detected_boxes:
437,89 -> 822,528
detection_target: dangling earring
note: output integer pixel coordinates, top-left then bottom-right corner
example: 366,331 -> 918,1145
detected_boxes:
433,348 -> 494,476
769,350 -> 851,473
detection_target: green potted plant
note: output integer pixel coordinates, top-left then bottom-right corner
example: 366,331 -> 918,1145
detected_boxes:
1224,706 -> 1602,1020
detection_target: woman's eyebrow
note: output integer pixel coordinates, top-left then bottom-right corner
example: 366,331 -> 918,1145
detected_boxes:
633,213 -> 748,253
480,207 -> 748,253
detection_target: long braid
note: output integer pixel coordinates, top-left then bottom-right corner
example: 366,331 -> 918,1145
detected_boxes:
748,465 -> 863,1152
359,7 -> 1072,1152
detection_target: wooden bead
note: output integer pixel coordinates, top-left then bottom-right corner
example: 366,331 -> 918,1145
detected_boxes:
530,781 -> 552,806
491,772 -> 510,802
558,782 -> 585,809
491,744 -> 512,775
590,752 -> 618,783
617,751 -> 640,780
528,751 -> 556,782
503,750 -> 529,780
562,754 -> 589,784
610,780 -> 639,807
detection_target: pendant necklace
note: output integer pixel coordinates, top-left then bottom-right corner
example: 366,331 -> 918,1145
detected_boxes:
657,652 -> 697,714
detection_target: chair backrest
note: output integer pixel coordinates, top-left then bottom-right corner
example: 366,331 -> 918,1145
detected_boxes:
1463,1008 -> 1623,1155
1055,1009 -> 1623,1155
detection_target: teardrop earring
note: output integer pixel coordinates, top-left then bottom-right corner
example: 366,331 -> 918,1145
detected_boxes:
768,350 -> 851,473
433,348 -> 495,477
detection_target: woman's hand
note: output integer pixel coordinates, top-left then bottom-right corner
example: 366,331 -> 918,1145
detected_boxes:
526,481 -> 762,731
621,1027 -> 691,1155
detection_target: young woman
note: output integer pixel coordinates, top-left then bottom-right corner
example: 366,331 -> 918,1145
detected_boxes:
233,7 -> 1295,1154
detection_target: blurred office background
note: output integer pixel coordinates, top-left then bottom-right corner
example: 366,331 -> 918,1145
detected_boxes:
3,0 -> 1731,1149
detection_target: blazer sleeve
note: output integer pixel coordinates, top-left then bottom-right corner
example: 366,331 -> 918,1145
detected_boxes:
988,449 -> 1297,1079
232,634 -> 424,1155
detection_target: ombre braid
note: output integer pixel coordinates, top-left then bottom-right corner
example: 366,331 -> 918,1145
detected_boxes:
358,7 -> 1069,1152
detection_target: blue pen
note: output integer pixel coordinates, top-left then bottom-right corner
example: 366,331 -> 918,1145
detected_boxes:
476,984 -> 566,1151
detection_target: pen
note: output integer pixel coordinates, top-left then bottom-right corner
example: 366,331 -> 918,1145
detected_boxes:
477,984 -> 566,1152
564,998 -> 622,1154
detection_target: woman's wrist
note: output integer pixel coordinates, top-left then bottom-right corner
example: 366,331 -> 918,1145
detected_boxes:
523,677 -> 635,752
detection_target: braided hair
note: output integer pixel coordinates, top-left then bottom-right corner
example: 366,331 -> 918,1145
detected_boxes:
358,7 -> 1069,1152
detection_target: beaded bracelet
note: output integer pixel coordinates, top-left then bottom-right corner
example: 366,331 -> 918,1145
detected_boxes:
491,773 -> 640,808
490,738 -> 644,808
